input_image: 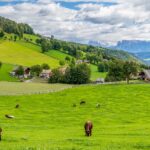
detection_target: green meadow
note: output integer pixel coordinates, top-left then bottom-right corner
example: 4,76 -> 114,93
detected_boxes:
0,41 -> 59,67
0,64 -> 17,82
0,83 -> 149,150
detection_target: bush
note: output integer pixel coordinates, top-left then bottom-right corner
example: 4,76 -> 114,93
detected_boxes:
15,66 -> 24,76
98,62 -> 109,72
31,65 -> 42,76
49,68 -> 64,83
49,63 -> 91,84
41,63 -> 50,70
59,60 -> 65,66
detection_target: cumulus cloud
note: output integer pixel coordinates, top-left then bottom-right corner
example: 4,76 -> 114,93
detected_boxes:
0,0 -> 149,44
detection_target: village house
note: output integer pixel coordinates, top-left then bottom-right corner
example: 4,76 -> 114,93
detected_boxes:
139,70 -> 150,81
40,69 -> 52,79
10,67 -> 31,79
76,60 -> 90,64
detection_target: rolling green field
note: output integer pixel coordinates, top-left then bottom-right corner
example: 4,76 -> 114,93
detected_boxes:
0,41 -> 59,67
0,64 -> 17,82
0,84 -> 150,150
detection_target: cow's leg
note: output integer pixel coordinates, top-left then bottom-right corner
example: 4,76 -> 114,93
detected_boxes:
0,134 -> 1,141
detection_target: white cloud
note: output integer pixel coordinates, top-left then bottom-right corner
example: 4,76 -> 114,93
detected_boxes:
0,0 -> 149,44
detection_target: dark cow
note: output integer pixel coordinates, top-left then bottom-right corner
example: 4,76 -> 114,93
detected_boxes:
0,128 -> 2,141
15,104 -> 20,109
84,121 -> 93,136
80,100 -> 86,105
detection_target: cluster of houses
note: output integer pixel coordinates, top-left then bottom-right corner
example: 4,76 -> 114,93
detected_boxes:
9,66 -> 67,80
10,67 -> 52,79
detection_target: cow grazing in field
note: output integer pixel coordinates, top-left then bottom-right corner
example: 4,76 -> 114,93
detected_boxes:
84,121 -> 93,136
15,104 -> 20,109
80,100 -> 86,105
5,114 -> 15,119
0,128 -> 2,141
72,103 -> 77,107
96,103 -> 101,108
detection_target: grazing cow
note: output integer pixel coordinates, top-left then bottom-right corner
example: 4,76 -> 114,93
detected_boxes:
72,103 -> 77,107
15,104 -> 20,109
96,103 -> 101,108
84,121 -> 93,136
5,114 -> 15,119
0,128 -> 2,141
80,100 -> 86,105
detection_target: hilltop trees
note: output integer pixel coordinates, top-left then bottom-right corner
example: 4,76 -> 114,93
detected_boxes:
0,16 -> 34,38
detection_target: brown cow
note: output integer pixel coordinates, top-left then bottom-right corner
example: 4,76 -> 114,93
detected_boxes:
0,128 -> 2,141
84,121 -> 93,136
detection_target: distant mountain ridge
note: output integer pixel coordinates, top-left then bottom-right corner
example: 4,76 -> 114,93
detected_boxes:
88,40 -> 150,64
114,40 -> 150,53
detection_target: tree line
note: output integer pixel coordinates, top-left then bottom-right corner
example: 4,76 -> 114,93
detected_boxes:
0,16 -> 34,38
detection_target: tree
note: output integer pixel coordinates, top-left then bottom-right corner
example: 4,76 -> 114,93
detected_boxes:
41,63 -> 50,70
15,66 -> 24,76
0,62 -> 2,69
31,65 -> 42,76
49,68 -> 63,83
65,63 -> 91,84
41,39 -> 49,53
123,61 -> 138,84
65,56 -> 71,62
98,62 -> 109,72
59,60 -> 65,66
105,61 -> 124,82
0,30 -> 4,38
14,35 -> 17,41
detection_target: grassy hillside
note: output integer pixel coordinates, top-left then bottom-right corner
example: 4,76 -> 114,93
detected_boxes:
0,40 -> 59,67
0,84 -> 149,149
45,50 -> 74,61
0,64 -> 17,82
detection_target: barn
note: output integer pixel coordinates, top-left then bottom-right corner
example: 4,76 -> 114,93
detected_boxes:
139,70 -> 150,81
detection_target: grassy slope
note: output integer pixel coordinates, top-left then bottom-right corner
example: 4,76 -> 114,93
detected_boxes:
0,40 -> 59,67
0,64 -> 17,82
0,84 -> 149,149
45,50 -> 74,61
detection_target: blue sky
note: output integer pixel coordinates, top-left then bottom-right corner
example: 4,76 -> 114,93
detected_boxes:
0,0 -> 149,45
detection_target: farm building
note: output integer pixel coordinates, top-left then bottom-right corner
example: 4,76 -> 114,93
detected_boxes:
139,70 -> 150,81
40,70 -> 52,79
10,67 -> 31,79
76,60 -> 90,64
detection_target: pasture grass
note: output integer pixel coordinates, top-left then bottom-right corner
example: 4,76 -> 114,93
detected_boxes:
0,84 -> 150,149
0,41 -> 59,67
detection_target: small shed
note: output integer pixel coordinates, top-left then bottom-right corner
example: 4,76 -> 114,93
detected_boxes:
95,78 -> 105,84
